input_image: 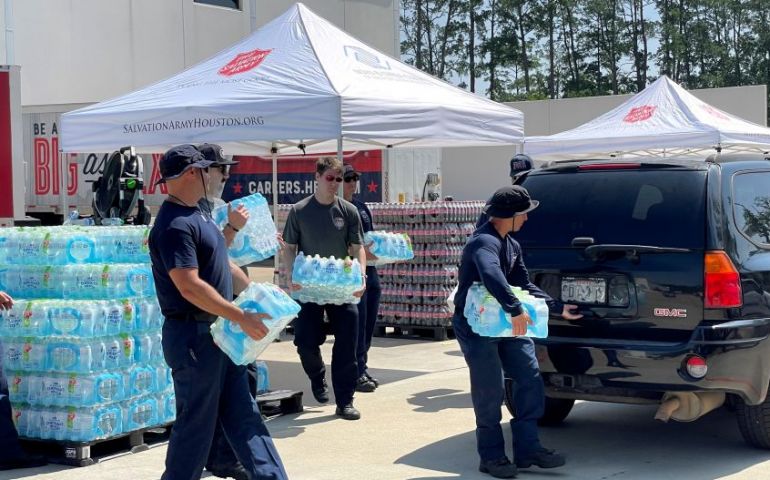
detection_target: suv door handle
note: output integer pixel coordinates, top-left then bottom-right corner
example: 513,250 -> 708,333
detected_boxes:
571,237 -> 595,247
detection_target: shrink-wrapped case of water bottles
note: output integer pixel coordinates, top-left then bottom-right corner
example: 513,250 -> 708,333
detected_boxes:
212,193 -> 280,266
0,226 -> 174,442
463,282 -> 550,338
363,231 -> 414,266
210,282 -> 300,365
290,253 -> 364,305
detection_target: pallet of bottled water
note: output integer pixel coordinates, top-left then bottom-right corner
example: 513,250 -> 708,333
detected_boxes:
212,193 -> 280,266
290,253 -> 363,305
0,226 -> 174,443
463,282 -> 550,338
363,231 -> 414,266
211,282 -> 301,365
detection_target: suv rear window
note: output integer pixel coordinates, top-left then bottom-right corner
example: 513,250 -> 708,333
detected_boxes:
518,169 -> 707,249
732,171 -> 770,247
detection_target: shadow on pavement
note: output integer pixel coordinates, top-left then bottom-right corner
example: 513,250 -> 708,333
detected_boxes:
407,388 -> 472,413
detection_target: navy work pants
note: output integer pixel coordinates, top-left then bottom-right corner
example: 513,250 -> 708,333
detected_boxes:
161,319 -> 287,480
452,313 -> 545,462
206,363 -> 260,470
294,302 -> 358,407
356,267 -> 381,377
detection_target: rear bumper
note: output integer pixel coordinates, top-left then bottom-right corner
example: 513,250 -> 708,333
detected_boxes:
534,317 -> 770,405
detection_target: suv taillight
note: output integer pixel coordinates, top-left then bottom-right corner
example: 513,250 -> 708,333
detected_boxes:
704,251 -> 742,308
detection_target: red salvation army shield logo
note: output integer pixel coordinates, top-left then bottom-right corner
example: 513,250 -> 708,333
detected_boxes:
623,105 -> 657,123
218,49 -> 272,76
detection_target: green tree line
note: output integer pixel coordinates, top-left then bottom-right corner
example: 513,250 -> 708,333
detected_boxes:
400,0 -> 770,106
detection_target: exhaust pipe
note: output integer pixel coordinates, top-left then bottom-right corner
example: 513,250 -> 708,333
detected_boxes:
654,392 -> 725,422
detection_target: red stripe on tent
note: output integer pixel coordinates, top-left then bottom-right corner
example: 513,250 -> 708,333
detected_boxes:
0,72 -> 13,217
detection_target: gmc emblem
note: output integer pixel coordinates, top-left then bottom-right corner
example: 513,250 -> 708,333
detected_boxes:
654,308 -> 688,318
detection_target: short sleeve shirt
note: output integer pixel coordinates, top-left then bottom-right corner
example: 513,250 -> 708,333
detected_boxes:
351,198 -> 374,233
282,195 -> 363,258
149,201 -> 233,317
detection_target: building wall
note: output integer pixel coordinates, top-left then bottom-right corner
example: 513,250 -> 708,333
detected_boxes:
0,0 -> 398,107
441,84 -> 768,201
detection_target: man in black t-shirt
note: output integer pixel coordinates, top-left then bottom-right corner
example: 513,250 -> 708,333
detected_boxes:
281,156 -> 367,420
149,144 -> 288,480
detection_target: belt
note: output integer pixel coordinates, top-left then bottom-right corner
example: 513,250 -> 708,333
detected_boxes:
165,312 -> 218,323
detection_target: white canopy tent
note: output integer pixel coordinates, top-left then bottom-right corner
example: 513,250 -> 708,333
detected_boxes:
523,75 -> 770,161
60,2 -> 522,155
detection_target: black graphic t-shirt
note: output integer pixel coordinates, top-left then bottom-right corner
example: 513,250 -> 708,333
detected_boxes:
283,195 -> 363,258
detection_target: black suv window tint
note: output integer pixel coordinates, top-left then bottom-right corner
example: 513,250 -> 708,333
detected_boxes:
732,171 -> 770,247
518,169 -> 707,249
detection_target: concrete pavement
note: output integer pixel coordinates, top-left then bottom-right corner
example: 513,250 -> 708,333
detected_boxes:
5,333 -> 770,480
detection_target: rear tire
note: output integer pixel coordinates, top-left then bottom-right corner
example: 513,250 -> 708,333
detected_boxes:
504,377 -> 575,426
735,394 -> 770,449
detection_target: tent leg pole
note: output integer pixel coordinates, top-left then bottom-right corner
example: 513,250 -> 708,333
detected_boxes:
59,149 -> 67,224
337,137 -> 343,197
272,146 -> 279,274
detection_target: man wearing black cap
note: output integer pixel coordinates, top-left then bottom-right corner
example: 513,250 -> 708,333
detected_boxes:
194,143 -> 252,480
453,185 -> 582,478
149,144 -> 288,480
342,164 -> 381,392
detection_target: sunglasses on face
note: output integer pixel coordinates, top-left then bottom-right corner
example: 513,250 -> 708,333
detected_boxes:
213,165 -> 231,175
324,174 -> 343,183
344,176 -> 359,183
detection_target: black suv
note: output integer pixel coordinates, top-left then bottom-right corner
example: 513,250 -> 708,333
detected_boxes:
506,155 -> 770,448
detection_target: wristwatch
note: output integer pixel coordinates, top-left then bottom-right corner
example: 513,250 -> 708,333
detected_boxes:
226,222 -> 240,232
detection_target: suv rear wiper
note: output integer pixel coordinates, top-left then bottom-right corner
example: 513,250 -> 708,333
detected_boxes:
584,244 -> 691,262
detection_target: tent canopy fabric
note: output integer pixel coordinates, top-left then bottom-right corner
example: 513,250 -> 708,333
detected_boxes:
61,2 -> 523,155
523,76 -> 770,161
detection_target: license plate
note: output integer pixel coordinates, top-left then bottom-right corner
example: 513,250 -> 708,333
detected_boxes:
561,277 -> 607,304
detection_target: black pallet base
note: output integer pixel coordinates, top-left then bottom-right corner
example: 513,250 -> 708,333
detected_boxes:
374,323 -> 454,341
18,423 -> 172,467
256,389 -> 304,418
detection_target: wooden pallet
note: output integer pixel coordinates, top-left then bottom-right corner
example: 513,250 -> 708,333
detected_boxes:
373,323 -> 454,341
18,423 -> 171,467
256,389 -> 304,418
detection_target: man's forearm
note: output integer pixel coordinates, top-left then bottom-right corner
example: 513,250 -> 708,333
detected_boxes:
223,225 -> 237,247
230,260 -> 250,295
281,244 -> 298,286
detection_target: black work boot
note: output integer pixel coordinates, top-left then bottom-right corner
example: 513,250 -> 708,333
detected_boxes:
364,371 -> 380,387
335,403 -> 361,420
310,377 -> 329,403
515,447 -> 565,469
479,457 -> 518,478
206,462 -> 249,480
355,375 -> 376,392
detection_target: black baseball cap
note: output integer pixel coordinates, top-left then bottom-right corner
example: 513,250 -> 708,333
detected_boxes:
483,185 -> 539,218
156,144 -> 214,185
342,164 -> 360,180
197,143 -> 239,166
509,153 -> 534,177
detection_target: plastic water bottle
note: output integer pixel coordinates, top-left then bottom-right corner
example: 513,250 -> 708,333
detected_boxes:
128,365 -> 157,396
254,360 -> 270,394
133,333 -> 154,363
48,338 -> 105,373
210,282 -> 301,364
67,371 -> 125,406
65,233 -> 98,263
123,397 -> 158,431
